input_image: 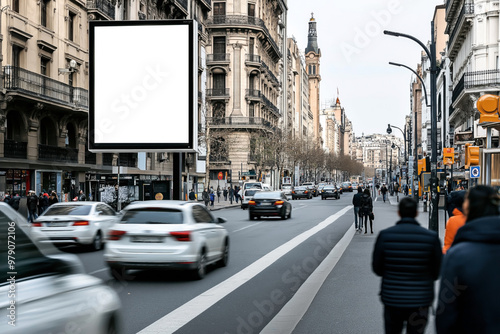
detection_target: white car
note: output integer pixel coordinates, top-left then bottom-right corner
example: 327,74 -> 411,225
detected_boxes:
281,184 -> 293,196
0,202 -> 121,334
31,202 -> 119,251
241,188 -> 261,209
104,201 -> 229,280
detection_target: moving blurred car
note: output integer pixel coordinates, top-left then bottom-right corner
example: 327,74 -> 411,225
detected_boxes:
104,201 -> 229,280
301,182 -> 318,197
248,191 -> 292,220
291,186 -> 312,200
281,183 -> 293,196
0,202 -> 121,334
30,202 -> 119,251
321,185 -> 340,200
342,182 -> 353,192
241,188 -> 261,209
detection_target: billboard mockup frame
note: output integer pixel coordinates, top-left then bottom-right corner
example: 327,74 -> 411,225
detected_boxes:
89,20 -> 198,152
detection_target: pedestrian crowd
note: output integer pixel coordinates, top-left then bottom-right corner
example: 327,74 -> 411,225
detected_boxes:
191,185 -> 242,208
371,185 -> 500,334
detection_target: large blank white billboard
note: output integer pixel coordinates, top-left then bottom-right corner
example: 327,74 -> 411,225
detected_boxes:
89,20 -> 197,152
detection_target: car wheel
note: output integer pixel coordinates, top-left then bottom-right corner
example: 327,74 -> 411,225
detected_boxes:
288,208 -> 292,219
192,251 -> 207,280
249,213 -> 255,220
217,241 -> 229,267
92,231 -> 103,251
281,210 -> 287,220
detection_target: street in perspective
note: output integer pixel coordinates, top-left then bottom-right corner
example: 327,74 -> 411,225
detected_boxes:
1,1 -> 500,334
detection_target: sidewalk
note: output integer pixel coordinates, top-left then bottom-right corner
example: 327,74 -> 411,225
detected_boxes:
293,194 -> 445,334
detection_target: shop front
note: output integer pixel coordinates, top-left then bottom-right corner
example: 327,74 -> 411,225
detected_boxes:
0,169 -> 31,197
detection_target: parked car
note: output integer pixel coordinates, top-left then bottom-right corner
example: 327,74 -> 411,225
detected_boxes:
30,202 -> 119,251
0,202 -> 121,334
241,189 -> 261,209
292,186 -> 312,200
248,191 -> 292,220
104,201 -> 229,280
321,185 -> 340,200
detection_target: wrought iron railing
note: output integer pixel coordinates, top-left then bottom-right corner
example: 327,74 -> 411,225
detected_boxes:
207,15 -> 281,57
246,54 -> 261,63
452,74 -> 464,103
3,66 -> 88,109
261,61 -> 280,85
206,88 -> 230,97
207,117 -> 275,130
103,153 -> 113,166
206,53 -> 230,62
448,2 -> 474,46
4,140 -> 27,159
38,144 -> 78,163
465,69 -> 500,88
87,0 -> 115,19
209,153 -> 229,163
262,95 -> 279,115
245,89 -> 261,98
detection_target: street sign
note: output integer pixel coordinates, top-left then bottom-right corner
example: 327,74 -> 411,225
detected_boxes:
470,166 -> 481,179
218,172 -> 223,180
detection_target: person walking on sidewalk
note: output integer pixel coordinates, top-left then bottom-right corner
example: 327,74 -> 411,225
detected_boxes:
372,197 -> 442,334
360,188 -> 374,234
352,187 -> 363,232
381,184 -> 388,202
229,187 -> 234,204
223,187 -> 228,201
442,190 -> 466,254
436,185 -> 500,334
202,188 -> 210,207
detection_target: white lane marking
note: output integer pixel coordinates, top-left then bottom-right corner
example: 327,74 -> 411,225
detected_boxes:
232,222 -> 263,233
88,267 -> 108,275
138,205 -> 353,334
260,223 -> 356,334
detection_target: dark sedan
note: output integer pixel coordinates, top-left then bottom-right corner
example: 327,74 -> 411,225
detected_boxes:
291,186 -> 312,200
248,191 -> 292,220
321,186 -> 340,200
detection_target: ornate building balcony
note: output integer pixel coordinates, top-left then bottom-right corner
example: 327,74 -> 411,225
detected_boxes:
261,61 -> 280,87
261,95 -> 279,115
206,15 -> 281,59
4,140 -> 27,159
198,0 -> 212,11
87,0 -> 115,20
245,89 -> 261,101
206,88 -> 230,100
245,54 -> 262,67
3,66 -> 88,110
206,53 -> 230,66
38,144 -> 78,163
207,116 -> 275,132
446,2 -> 474,60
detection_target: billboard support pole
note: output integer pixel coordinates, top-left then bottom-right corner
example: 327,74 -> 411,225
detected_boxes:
173,153 -> 182,200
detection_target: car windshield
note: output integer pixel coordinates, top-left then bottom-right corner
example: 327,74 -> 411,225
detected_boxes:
43,205 -> 92,216
120,208 -> 184,224
295,187 -> 306,190
324,187 -> 335,190
254,192 -> 282,199
245,190 -> 260,196
245,183 -> 262,189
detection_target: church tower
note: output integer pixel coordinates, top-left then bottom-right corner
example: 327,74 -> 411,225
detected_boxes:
305,13 -> 321,144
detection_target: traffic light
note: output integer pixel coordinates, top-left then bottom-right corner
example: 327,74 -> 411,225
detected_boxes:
465,143 -> 480,169
476,94 -> 500,123
443,147 -> 454,166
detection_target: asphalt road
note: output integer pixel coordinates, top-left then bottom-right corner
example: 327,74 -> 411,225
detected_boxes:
66,192 -> 356,334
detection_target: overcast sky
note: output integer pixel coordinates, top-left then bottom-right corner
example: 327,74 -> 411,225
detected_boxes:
286,0 -> 444,140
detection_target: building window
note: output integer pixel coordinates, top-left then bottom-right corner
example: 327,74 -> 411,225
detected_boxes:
68,72 -> 74,87
40,57 -> 49,76
41,0 -> 50,28
248,3 -> 255,17
12,0 -> 19,13
249,37 -> 254,55
68,12 -> 76,42
213,2 -> 226,16
12,46 -> 22,68
213,36 -> 226,57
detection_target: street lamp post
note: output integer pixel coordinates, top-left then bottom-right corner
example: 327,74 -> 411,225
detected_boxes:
387,124 -> 407,190
384,26 -> 439,233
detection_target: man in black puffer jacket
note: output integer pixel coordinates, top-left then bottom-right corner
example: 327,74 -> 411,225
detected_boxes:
372,197 -> 442,334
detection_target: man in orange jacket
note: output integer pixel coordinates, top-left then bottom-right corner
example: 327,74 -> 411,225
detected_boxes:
443,190 -> 466,254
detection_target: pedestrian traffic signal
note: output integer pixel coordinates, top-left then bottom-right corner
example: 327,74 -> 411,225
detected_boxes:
465,143 -> 480,169
476,94 -> 500,123
443,147 -> 454,166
